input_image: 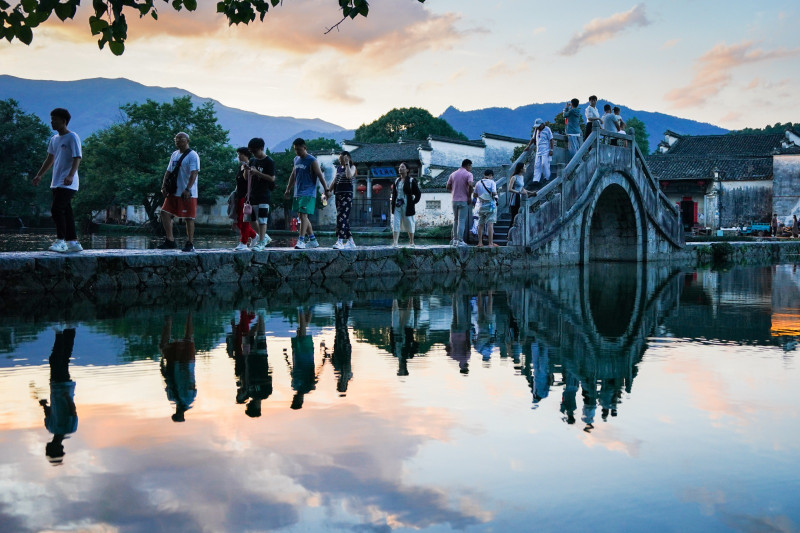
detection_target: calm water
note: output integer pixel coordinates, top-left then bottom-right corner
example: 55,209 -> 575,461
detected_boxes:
1,263 -> 798,532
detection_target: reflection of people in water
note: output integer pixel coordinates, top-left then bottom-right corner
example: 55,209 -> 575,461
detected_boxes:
473,291 -> 496,363
522,340 -> 553,407
446,290 -> 471,374
332,302 -> 354,394
242,312 -> 273,417
291,307 -> 316,409
160,314 -> 197,422
40,328 -> 78,465
560,364 -> 580,425
580,373 -> 598,433
390,297 -> 419,377
599,377 -> 622,421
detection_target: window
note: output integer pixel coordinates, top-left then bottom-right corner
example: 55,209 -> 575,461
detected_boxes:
426,200 -> 441,210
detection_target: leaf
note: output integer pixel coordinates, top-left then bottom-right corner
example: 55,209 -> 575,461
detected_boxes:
109,40 -> 125,55
92,0 -> 107,16
20,0 -> 36,13
89,15 -> 109,35
53,2 -> 77,21
16,25 -> 33,45
184,0 -> 197,10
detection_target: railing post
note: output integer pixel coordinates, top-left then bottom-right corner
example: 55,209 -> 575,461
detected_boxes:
628,127 -> 636,170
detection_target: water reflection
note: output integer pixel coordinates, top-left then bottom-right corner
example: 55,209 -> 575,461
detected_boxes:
160,314 -> 197,422
0,264 -> 798,531
39,328 -> 78,464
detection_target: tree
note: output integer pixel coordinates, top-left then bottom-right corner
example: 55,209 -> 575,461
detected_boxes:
625,116 -> 650,154
0,0 -> 426,55
355,107 -> 467,144
729,122 -> 798,135
0,99 -> 51,217
76,96 -> 235,229
305,137 -> 341,152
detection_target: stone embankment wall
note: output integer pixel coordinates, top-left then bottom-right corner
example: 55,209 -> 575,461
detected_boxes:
0,242 -> 797,296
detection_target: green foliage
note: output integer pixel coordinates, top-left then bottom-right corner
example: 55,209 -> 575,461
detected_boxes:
305,137 -> 340,152
510,145 -> 527,163
546,113 -> 565,135
625,116 -> 650,154
728,122 -> 798,135
355,107 -> 467,144
0,99 -> 51,217
1,0 -> 425,54
76,96 -> 235,228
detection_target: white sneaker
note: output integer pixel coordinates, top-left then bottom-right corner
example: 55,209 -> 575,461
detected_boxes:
65,241 -> 83,252
49,240 -> 68,253
450,239 -> 458,246
262,235 -> 272,247
246,237 -> 256,249
332,239 -> 344,249
294,239 -> 306,249
457,240 -> 469,247
343,239 -> 356,250
234,243 -> 249,251
306,238 -> 319,248
252,241 -> 265,252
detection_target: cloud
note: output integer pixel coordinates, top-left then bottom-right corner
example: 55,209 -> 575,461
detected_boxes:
559,3 -> 651,56
660,38 -> 680,50
486,60 -> 530,77
42,0 -> 463,72
664,41 -> 800,108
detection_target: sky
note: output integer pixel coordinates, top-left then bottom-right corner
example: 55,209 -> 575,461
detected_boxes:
0,0 -> 798,131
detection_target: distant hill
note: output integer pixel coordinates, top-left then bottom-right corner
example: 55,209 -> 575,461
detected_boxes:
440,101 -> 728,152
0,76 -> 347,149
271,128 -> 356,153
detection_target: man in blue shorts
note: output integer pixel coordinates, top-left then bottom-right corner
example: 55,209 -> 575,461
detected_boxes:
284,138 -> 327,249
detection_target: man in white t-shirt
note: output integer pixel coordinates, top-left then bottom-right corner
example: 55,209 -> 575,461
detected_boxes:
158,132 -> 200,252
584,95 -> 601,141
32,108 -> 83,253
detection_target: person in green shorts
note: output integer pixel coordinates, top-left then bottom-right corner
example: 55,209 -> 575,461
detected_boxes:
284,138 -> 328,249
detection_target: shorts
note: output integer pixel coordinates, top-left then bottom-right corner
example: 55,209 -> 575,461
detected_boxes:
161,340 -> 196,362
392,208 -> 415,233
292,196 -> 316,215
161,196 -> 197,219
478,207 -> 497,225
250,203 -> 270,225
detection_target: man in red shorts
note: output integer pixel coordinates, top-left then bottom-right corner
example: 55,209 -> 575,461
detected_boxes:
158,132 -> 200,252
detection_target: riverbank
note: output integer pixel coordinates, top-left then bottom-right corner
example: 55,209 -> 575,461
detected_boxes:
0,240 -> 797,296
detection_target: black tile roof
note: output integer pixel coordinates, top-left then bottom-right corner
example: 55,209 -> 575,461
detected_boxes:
482,132 -> 529,144
424,164 -> 508,191
427,135 -> 486,148
663,133 -> 784,157
345,141 -> 431,164
646,155 -> 773,181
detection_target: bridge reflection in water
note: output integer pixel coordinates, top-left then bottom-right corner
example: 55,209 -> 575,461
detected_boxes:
0,263 -> 798,531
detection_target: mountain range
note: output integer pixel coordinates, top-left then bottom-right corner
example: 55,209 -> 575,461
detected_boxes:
1,76 -> 728,153
441,102 -> 728,150
0,75 -> 348,151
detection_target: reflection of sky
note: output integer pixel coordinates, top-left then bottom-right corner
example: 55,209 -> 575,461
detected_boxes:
0,267 -> 799,531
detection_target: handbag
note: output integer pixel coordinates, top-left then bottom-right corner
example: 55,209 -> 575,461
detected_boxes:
242,168 -> 253,217
164,149 -> 193,195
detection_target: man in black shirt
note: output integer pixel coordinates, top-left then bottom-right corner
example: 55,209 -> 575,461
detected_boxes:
246,138 -> 276,251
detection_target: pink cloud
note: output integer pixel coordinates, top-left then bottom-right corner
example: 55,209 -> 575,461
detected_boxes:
559,3 -> 651,56
665,41 -> 800,109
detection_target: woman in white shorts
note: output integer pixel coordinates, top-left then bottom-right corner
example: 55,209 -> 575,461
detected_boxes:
390,162 -> 421,247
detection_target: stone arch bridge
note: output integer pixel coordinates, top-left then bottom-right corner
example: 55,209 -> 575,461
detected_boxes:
505,129 -> 684,263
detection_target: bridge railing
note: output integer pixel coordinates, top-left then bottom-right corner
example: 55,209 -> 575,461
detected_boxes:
508,127 -> 684,249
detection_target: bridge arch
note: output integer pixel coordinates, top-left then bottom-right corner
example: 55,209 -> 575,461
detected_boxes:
581,172 -> 646,263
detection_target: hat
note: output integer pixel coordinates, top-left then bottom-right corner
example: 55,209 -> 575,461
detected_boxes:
533,118 -> 544,127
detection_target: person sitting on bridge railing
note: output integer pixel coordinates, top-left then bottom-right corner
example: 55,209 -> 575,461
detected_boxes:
524,118 -> 555,189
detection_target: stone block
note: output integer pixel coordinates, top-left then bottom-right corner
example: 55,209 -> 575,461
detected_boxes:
211,264 -> 240,285
118,269 -> 141,290
0,254 -> 35,272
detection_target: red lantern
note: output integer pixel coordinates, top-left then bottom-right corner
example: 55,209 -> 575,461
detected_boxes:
356,184 -> 367,193
372,184 -> 383,194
